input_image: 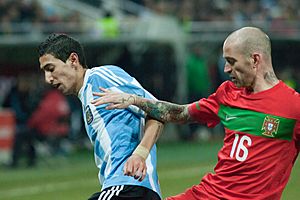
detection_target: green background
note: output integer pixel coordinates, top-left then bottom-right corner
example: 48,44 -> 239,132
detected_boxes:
0,140 -> 298,200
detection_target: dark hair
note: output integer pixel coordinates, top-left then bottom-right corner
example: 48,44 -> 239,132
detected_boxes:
38,33 -> 87,68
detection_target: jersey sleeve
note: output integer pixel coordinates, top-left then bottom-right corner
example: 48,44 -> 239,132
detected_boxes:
295,121 -> 300,151
90,66 -> 154,117
188,91 -> 220,128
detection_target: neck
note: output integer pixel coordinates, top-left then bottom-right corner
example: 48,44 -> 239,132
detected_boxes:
76,68 -> 87,95
252,71 -> 279,93
264,71 -> 278,84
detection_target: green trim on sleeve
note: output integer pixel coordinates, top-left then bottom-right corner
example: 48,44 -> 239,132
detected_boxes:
195,102 -> 201,110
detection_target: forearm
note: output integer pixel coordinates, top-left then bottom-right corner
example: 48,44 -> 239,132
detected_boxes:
134,95 -> 191,124
141,118 -> 163,149
133,117 -> 163,159
92,88 -> 192,123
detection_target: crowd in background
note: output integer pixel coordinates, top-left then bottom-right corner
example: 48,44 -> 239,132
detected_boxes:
132,0 -> 300,22
1,0 -> 300,35
0,0 -> 82,35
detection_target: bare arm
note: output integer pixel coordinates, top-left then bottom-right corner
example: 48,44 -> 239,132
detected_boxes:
139,117 -> 164,150
124,117 -> 164,181
92,88 -> 193,124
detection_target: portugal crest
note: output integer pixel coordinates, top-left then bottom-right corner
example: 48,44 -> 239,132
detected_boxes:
261,116 -> 280,137
85,105 -> 93,125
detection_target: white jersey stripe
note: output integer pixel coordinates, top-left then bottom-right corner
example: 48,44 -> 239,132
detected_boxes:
92,71 -> 118,86
98,68 -> 125,85
146,153 -> 156,192
101,67 -> 128,85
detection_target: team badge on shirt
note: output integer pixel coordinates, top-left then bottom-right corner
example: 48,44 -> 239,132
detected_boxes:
85,105 -> 93,125
261,116 -> 280,137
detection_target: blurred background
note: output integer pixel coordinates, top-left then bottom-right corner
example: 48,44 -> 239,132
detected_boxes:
0,0 -> 299,199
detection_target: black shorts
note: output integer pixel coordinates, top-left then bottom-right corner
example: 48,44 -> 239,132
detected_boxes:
88,185 -> 161,200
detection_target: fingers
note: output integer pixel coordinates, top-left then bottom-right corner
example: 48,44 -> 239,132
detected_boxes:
123,155 -> 147,182
99,87 -> 109,92
91,88 -> 133,109
132,164 -> 147,182
91,92 -> 104,105
105,103 -> 123,110
92,87 -> 110,98
142,167 -> 146,181
91,92 -> 111,106
91,88 -> 117,106
123,160 -> 132,176
134,168 -> 145,182
92,92 -> 105,97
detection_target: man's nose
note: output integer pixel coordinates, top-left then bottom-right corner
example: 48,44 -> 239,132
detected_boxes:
224,63 -> 232,73
45,72 -> 53,84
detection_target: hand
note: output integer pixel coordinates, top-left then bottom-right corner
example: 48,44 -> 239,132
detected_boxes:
91,87 -> 136,109
123,154 -> 147,182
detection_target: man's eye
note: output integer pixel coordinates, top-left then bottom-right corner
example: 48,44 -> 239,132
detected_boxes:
227,59 -> 235,65
48,67 -> 54,72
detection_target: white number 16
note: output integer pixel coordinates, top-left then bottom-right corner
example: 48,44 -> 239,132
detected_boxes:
230,134 -> 252,162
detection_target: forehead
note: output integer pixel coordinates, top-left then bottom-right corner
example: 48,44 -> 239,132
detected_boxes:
39,54 -> 61,69
223,39 -> 240,58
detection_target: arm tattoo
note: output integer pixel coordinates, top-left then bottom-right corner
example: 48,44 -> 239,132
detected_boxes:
122,95 -> 135,104
139,100 -> 191,123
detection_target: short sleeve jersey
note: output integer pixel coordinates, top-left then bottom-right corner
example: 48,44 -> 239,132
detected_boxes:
78,65 -> 161,198
188,80 -> 300,200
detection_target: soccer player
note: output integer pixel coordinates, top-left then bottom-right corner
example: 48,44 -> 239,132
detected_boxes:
92,27 -> 300,200
38,34 -> 163,200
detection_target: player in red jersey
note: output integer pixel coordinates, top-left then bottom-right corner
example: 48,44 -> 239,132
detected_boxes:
91,27 -> 300,200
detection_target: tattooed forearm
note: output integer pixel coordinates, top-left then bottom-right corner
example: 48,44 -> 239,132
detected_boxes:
137,99 -> 191,123
122,95 -> 136,104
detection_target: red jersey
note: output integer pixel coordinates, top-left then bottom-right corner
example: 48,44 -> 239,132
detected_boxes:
188,81 -> 300,200
28,89 -> 70,136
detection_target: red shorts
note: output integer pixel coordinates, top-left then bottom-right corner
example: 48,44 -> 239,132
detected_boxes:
165,184 -> 219,200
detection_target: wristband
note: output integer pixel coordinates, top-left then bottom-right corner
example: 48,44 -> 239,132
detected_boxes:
132,145 -> 150,160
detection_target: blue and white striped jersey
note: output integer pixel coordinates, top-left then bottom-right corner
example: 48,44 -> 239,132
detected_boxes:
78,65 -> 161,198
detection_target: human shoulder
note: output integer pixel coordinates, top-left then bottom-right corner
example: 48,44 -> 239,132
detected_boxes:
89,65 -> 127,76
87,65 -> 133,89
280,81 -> 300,111
215,80 -> 241,94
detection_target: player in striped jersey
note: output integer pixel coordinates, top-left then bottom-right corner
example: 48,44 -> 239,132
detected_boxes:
92,27 -> 300,200
38,34 -> 163,200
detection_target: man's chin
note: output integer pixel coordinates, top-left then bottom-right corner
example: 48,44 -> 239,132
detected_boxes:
231,80 -> 241,88
58,88 -> 68,95
63,91 -> 72,95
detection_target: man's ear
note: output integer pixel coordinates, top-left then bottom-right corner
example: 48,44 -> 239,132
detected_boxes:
68,52 -> 79,66
252,53 -> 261,69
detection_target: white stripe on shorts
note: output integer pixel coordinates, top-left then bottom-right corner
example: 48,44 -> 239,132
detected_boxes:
98,191 -> 106,200
107,186 -> 120,200
98,185 -> 124,200
115,185 -> 124,196
102,186 -> 114,200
